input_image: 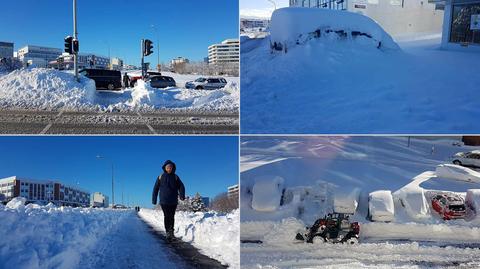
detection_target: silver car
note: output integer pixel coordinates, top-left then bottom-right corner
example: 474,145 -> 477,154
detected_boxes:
148,75 -> 176,89
452,151 -> 480,168
185,77 -> 227,90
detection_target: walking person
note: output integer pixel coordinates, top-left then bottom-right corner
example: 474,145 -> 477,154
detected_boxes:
152,160 -> 185,241
123,73 -> 130,89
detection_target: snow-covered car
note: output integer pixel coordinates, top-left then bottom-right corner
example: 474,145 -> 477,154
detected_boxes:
147,75 -> 176,88
368,190 -> 395,222
431,193 -> 466,220
185,77 -> 227,90
451,151 -> 480,168
251,176 -> 284,212
435,164 -> 480,183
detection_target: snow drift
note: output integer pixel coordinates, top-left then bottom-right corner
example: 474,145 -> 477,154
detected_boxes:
369,190 -> 395,222
138,208 -> 239,269
435,164 -> 480,183
251,176 -> 285,212
270,7 -> 399,50
0,199 -> 129,269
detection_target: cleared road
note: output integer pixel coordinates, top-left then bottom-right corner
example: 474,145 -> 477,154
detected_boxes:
0,109 -> 238,134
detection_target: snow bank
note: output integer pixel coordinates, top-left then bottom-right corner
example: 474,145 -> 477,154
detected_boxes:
270,7 -> 399,50
251,176 -> 284,212
436,164 -> 480,183
138,209 -> 239,269
0,68 -> 96,110
6,197 -> 27,210
333,187 -> 360,214
368,190 -> 395,222
0,203 -> 130,269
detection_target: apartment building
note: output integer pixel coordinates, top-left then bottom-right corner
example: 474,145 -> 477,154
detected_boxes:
208,39 -> 240,65
17,45 -> 62,67
0,41 -> 14,59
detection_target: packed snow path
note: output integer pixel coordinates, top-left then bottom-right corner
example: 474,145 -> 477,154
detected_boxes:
241,241 -> 480,268
79,213 -> 191,269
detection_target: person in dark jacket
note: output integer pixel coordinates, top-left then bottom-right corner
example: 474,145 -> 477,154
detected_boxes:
152,160 -> 185,241
123,73 -> 130,89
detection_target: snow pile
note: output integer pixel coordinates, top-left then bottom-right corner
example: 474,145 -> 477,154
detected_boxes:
369,191 -> 395,222
270,7 -> 399,50
466,189 -> 480,218
0,68 -> 96,110
0,203 -> 130,269
436,164 -> 480,183
251,176 -> 284,212
5,197 -> 27,211
333,187 -> 360,214
139,208 -> 239,269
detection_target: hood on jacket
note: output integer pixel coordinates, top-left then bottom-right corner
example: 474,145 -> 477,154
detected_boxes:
162,160 -> 176,174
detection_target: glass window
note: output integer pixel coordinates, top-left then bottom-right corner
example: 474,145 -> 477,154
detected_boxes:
450,3 -> 480,44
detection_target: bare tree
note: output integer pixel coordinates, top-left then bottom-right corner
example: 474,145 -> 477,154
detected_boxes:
210,192 -> 238,213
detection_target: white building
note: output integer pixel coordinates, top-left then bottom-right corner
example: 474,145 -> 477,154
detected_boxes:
170,57 -> 190,73
0,176 -> 90,207
289,0 -> 444,37
434,0 -> 480,51
91,192 -> 109,208
0,41 -> 14,59
228,184 -> 239,198
17,45 -> 62,68
240,18 -> 271,32
110,57 -> 123,70
53,53 -> 110,70
208,39 -> 240,65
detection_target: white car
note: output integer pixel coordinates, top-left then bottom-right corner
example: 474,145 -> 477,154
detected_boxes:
452,151 -> 480,168
185,77 -> 227,90
368,190 -> 395,222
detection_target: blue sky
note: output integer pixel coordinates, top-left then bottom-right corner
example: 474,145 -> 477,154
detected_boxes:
240,0 -> 289,18
0,136 -> 239,208
0,0 -> 238,66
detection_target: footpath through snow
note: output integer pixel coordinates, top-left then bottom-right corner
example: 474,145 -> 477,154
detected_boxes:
139,208 -> 240,269
0,68 -> 239,112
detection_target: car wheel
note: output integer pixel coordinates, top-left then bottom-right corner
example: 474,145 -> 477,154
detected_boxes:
345,237 -> 359,245
453,160 -> 462,165
312,236 -> 326,244
107,83 -> 115,91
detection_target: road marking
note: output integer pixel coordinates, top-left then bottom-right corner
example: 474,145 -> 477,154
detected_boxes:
39,110 -> 64,135
136,112 -> 157,134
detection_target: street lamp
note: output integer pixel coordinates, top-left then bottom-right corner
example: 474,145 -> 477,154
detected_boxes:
96,155 -> 115,206
266,0 -> 277,10
150,24 -> 160,71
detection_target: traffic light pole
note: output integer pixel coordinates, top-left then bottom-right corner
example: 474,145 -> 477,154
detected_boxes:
141,39 -> 145,79
73,0 -> 79,82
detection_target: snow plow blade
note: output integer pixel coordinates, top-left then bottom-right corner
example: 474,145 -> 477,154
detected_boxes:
295,232 -> 306,241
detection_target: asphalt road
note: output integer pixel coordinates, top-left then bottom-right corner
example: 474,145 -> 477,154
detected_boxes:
0,109 -> 239,135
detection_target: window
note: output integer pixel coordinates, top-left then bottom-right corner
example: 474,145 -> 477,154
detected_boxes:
450,3 -> 480,44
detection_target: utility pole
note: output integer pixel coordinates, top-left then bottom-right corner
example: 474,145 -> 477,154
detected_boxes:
141,39 -> 145,79
111,162 -> 115,206
73,0 -> 79,82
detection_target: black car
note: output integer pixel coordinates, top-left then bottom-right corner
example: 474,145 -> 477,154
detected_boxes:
148,75 -> 177,88
79,69 -> 122,90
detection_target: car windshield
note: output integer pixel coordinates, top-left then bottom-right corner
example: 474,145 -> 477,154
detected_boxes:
449,204 -> 465,211
195,78 -> 206,82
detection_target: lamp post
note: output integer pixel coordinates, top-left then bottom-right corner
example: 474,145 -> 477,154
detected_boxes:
266,0 -> 277,10
73,0 -> 79,81
96,155 -> 115,206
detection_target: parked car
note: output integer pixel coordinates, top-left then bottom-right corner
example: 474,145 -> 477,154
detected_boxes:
368,190 -> 395,222
147,75 -> 176,88
127,71 -> 163,87
185,77 -> 227,90
431,193 -> 466,220
451,151 -> 480,168
79,69 -> 122,90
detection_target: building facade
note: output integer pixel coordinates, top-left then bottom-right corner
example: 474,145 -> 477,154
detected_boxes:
91,192 -> 109,208
240,18 -> 271,32
0,176 -> 90,207
110,57 -> 123,70
52,53 -> 110,70
208,39 -> 240,65
228,184 -> 239,198
435,0 -> 480,51
289,0 -> 444,37
0,42 -> 14,59
17,45 -> 62,68
170,57 -> 190,73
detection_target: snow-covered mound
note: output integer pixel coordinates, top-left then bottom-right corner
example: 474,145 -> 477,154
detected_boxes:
139,209 -> 239,269
466,189 -> 480,218
436,164 -> 480,183
368,190 -> 395,222
333,187 -> 360,214
0,68 -> 239,112
0,68 -> 96,110
270,7 -> 399,50
251,176 -> 284,212
0,202 -> 130,269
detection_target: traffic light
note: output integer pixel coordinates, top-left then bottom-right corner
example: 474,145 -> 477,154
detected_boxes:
64,36 -> 73,54
72,39 -> 79,53
144,39 -> 153,56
